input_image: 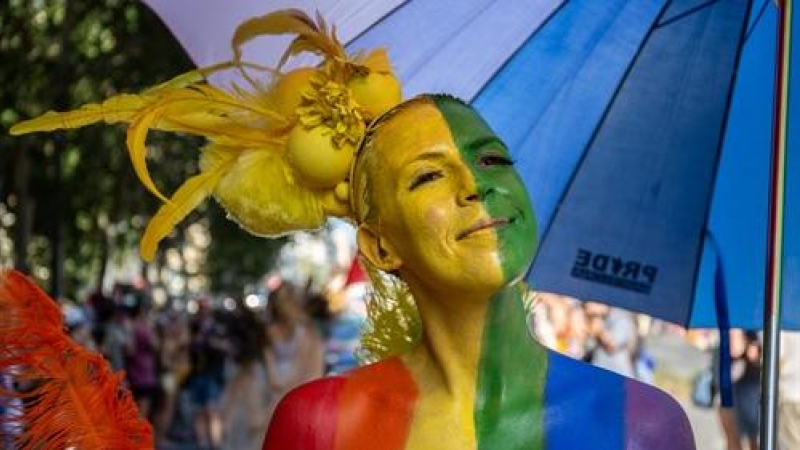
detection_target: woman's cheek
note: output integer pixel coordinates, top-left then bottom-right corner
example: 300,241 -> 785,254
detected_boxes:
422,204 -> 452,236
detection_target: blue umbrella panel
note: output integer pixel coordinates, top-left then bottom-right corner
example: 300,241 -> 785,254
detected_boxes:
465,0 -> 798,330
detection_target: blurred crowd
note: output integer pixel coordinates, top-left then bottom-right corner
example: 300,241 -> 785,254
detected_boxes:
529,293 -> 655,382
3,283 -> 798,450
53,278 -> 366,450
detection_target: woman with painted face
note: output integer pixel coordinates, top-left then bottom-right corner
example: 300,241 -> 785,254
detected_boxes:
261,95 -> 696,450
2,10 -> 695,450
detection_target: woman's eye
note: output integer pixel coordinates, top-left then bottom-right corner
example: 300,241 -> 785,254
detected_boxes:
409,171 -> 442,190
478,154 -> 514,168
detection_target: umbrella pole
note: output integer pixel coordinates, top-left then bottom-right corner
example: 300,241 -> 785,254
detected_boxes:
760,1 -> 792,449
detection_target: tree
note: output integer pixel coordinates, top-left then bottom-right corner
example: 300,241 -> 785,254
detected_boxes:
1,1 -> 286,299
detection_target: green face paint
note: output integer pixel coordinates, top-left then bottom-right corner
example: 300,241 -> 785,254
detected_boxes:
432,95 -> 548,450
431,96 -> 538,284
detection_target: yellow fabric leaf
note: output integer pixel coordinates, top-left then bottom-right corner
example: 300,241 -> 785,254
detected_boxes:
362,48 -> 394,74
139,151 -> 237,261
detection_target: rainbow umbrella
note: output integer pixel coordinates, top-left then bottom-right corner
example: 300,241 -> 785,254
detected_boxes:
144,0 -> 797,447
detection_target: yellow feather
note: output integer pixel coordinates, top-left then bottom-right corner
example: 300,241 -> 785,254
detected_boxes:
143,63 -> 232,95
143,60 -> 270,94
9,94 -> 150,135
232,9 -> 316,60
230,9 -> 345,69
190,84 -> 287,122
126,108 -> 169,203
140,150 -> 237,261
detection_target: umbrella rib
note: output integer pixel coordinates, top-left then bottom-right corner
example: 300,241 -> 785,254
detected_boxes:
530,1 -> 672,272
342,0 -> 409,45
655,0 -> 723,29
744,0 -> 770,44
684,0 -> 755,326
514,1 -> 632,154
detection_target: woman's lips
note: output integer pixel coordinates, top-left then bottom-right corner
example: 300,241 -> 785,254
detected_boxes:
457,217 -> 513,240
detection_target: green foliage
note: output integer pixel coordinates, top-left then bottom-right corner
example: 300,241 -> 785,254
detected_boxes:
0,1 -> 285,298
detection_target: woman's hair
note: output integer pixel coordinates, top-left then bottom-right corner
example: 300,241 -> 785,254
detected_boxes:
349,95 -> 456,363
352,94 -> 482,363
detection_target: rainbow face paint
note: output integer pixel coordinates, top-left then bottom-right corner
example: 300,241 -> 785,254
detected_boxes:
431,96 -> 538,285
427,96 -> 547,449
358,98 -> 513,294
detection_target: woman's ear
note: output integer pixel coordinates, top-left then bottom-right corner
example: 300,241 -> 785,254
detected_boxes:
357,225 -> 402,272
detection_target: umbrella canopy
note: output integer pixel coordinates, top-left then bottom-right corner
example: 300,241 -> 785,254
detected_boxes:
143,0 -> 798,330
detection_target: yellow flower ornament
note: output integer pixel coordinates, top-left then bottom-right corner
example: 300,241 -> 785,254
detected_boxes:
10,9 -> 402,261
288,72 -> 365,189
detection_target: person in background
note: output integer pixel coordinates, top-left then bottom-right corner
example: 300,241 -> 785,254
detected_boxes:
528,293 -> 568,353
95,291 -> 130,373
779,331 -> 800,450
153,309 -> 190,445
124,297 -> 160,421
264,283 -> 325,408
734,330 -> 761,450
63,302 -> 98,352
187,297 -> 228,450
219,306 -> 271,450
585,302 -> 637,377
714,329 -> 761,450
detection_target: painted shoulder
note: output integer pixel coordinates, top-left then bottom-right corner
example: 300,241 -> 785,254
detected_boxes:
623,375 -> 696,450
262,357 -> 418,450
544,350 -> 695,450
262,375 -> 345,450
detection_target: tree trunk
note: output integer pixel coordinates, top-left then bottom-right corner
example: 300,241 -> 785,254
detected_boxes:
11,147 -> 33,274
48,0 -> 75,298
49,146 -> 64,298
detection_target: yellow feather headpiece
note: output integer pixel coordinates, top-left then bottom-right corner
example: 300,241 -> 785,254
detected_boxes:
10,8 -> 402,262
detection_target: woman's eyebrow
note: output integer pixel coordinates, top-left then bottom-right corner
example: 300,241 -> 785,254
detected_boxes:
409,150 -> 449,164
464,135 -> 507,153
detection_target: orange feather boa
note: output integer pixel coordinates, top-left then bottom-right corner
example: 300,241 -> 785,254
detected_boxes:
0,270 -> 153,449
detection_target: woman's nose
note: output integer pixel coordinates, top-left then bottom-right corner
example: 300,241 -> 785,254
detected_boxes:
459,191 -> 480,204
457,174 -> 481,205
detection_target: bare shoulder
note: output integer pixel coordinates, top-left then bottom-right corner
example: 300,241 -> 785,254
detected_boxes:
624,377 -> 696,450
262,376 -> 346,450
544,350 -> 695,450
262,358 -> 417,450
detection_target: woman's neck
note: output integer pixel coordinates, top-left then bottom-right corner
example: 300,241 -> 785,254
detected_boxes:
399,280 -> 547,448
403,280 -> 541,396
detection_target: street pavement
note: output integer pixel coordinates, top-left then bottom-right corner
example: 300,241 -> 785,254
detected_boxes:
646,332 -> 726,450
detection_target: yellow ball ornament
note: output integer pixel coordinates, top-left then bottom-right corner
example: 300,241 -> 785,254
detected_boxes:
347,72 -> 402,120
286,123 -> 355,189
269,67 -> 318,117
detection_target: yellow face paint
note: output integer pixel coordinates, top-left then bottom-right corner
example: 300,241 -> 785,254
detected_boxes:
362,99 -> 505,296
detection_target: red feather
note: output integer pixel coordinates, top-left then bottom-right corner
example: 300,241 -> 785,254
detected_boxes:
0,269 -> 153,449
